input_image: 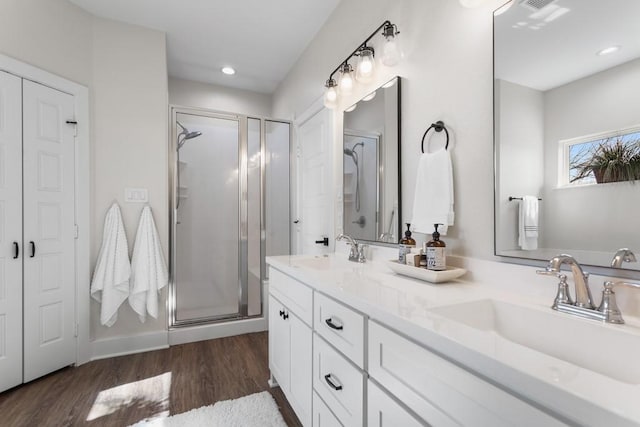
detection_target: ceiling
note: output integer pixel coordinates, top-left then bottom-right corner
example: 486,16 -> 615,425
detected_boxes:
494,0 -> 640,91
68,0 -> 341,94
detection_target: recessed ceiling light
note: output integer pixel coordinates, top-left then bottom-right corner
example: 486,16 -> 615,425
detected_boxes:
221,66 -> 236,75
597,46 -> 621,56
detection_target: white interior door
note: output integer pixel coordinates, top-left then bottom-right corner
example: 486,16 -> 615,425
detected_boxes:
0,71 -> 24,393
22,79 -> 76,382
297,108 -> 333,255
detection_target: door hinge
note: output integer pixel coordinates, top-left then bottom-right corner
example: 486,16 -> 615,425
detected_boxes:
74,224 -> 79,239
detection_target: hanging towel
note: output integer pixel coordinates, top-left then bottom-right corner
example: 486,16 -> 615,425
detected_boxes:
91,203 -> 131,327
128,206 -> 168,323
518,196 -> 539,250
411,148 -> 454,235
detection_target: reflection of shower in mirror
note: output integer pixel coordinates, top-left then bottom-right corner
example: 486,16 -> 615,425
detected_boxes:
343,141 -> 364,212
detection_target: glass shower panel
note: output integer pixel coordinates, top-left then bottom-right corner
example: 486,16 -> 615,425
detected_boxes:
247,118 -> 261,316
265,120 -> 291,270
175,112 -> 240,322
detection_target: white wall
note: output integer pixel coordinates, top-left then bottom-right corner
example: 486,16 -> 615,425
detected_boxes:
0,0 -> 92,86
90,18 -> 169,341
543,58 -> 640,253
273,0 -> 500,257
0,0 -> 171,346
169,77 -> 272,117
495,79 -> 545,252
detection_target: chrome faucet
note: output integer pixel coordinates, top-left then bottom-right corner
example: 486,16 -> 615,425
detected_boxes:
538,254 -> 640,324
336,233 -> 366,263
610,248 -> 637,268
541,254 -> 595,309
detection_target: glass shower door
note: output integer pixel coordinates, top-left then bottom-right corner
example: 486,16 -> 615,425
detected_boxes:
174,112 -> 242,323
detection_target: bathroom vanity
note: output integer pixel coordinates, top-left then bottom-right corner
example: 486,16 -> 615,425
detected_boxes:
267,252 -> 640,427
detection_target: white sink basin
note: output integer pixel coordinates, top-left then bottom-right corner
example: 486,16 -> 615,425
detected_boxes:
431,299 -> 640,384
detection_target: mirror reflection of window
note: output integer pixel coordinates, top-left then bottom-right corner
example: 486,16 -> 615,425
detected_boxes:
494,0 -> 640,269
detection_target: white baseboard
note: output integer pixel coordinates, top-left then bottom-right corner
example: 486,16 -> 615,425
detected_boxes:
169,316 -> 268,346
90,331 -> 169,361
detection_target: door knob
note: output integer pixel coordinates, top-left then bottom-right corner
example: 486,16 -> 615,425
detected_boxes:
315,237 -> 329,246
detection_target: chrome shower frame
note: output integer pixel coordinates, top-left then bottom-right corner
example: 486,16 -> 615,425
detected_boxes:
168,105 -> 291,329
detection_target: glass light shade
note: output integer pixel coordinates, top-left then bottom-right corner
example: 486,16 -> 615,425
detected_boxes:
382,35 -> 402,67
344,104 -> 357,112
356,48 -> 375,82
323,79 -> 338,109
338,64 -> 354,95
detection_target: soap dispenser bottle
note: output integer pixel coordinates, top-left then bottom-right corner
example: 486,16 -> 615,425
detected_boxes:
399,223 -> 416,264
426,223 -> 446,271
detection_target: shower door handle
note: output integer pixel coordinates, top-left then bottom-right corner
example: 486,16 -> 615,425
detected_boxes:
315,237 -> 329,246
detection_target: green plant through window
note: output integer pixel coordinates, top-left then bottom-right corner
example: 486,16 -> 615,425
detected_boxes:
569,131 -> 640,184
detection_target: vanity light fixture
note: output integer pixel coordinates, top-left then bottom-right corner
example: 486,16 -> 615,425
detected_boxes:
338,63 -> 355,95
356,46 -> 375,82
323,78 -> 338,109
221,66 -> 236,75
323,20 -> 401,110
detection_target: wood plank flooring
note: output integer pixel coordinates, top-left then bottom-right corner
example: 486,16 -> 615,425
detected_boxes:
0,332 -> 302,427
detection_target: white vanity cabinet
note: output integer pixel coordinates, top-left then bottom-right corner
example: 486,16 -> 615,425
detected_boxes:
268,268 -> 313,426
268,261 -> 567,427
368,321 -> 565,427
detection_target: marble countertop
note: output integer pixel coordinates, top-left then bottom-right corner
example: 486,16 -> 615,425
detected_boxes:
266,253 -> 640,427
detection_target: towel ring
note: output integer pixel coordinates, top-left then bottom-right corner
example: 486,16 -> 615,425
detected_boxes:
421,121 -> 449,153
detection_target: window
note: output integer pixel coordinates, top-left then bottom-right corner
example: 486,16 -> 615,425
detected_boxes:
559,126 -> 640,186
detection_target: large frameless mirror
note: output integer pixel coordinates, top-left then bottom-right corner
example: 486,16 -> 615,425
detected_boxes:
342,76 -> 400,244
494,0 -> 640,270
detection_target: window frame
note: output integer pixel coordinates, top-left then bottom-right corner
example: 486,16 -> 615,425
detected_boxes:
558,124 -> 640,187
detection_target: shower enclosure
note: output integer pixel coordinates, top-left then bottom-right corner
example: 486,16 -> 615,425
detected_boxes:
169,107 -> 291,327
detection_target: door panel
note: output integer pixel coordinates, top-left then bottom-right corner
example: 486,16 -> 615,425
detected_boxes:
298,109 -> 332,255
268,295 -> 290,391
0,71 -> 23,393
22,79 -> 76,382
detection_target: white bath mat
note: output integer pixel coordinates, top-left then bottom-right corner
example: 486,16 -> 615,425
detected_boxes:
130,391 -> 288,427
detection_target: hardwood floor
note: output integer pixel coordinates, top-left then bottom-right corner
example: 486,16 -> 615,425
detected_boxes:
0,332 -> 302,427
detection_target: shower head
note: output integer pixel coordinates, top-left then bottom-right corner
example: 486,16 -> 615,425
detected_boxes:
344,141 -> 364,164
177,121 -> 202,149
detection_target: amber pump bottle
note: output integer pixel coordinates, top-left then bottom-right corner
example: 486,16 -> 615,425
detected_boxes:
426,223 -> 446,271
398,223 -> 416,264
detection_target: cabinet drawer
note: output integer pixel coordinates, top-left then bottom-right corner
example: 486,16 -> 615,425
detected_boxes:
313,391 -> 343,427
367,380 -> 426,427
368,321 -> 564,427
313,333 -> 364,427
314,292 -> 365,368
269,267 -> 313,326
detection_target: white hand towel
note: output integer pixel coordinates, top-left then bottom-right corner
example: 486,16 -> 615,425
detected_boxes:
128,206 -> 168,323
411,148 -> 455,235
91,203 -> 131,327
518,196 -> 539,250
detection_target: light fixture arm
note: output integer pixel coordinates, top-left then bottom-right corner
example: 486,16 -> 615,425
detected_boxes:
326,20 -> 397,82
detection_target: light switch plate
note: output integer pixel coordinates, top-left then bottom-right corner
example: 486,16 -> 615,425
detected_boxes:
125,187 -> 148,203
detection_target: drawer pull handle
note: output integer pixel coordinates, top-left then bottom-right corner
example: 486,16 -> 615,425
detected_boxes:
279,310 -> 285,318
324,374 -> 343,391
283,312 -> 289,320
13,242 -> 19,259
325,318 -> 343,330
